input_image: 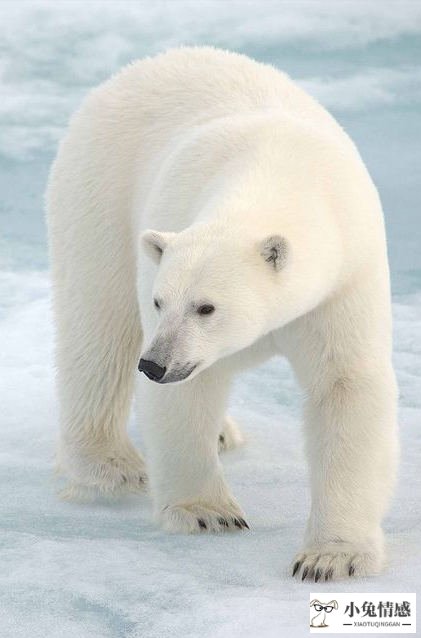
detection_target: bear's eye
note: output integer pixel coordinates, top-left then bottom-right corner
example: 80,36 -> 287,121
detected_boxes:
197,304 -> 215,316
153,298 -> 160,310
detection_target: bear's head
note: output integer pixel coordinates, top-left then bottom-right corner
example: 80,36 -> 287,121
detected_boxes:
138,223 -> 290,384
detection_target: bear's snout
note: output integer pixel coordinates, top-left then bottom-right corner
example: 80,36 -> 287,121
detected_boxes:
138,358 -> 166,382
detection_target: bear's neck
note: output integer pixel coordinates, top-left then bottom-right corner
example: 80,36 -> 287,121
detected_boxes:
192,158 -> 288,239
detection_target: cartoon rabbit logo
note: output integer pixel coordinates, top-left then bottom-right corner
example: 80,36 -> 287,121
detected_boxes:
310,599 -> 338,627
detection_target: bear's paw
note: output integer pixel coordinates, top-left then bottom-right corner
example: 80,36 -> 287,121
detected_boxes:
159,500 -> 250,534
218,415 -> 245,453
291,539 -> 383,582
57,447 -> 148,501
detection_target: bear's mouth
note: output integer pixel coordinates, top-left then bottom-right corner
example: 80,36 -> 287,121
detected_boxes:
158,363 -> 198,384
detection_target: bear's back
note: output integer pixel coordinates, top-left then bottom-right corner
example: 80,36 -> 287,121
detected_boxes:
77,46 -> 344,145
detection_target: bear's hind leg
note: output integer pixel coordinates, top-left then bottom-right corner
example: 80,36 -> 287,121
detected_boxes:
47,133 -> 147,499
218,415 -> 245,453
52,259 -> 148,500
52,273 -> 148,500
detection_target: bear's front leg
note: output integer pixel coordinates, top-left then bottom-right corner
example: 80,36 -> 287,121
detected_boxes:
138,366 -> 249,533
292,363 -> 398,582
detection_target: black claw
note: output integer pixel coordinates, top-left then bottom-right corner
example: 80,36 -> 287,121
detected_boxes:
315,568 -> 322,583
219,434 -> 225,443
325,568 -> 333,581
349,564 -> 355,576
301,566 -> 309,581
239,518 -> 250,530
292,561 -> 301,577
197,518 -> 207,530
218,517 -> 229,527
234,518 -> 243,529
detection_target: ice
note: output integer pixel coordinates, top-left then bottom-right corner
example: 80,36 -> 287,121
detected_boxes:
1,1 -> 420,636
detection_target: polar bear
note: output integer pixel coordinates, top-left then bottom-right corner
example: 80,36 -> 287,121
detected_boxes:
46,46 -> 398,581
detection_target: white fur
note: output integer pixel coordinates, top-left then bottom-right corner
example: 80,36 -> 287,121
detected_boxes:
46,46 -> 398,580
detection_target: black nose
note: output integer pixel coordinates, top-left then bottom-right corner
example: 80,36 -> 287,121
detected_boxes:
138,358 -> 167,381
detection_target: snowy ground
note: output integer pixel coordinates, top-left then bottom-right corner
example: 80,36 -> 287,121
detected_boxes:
0,272 -> 420,637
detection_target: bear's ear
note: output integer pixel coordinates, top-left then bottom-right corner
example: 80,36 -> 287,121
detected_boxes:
260,235 -> 289,271
140,229 -> 176,263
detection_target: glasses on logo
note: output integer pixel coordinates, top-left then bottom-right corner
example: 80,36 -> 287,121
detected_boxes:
313,604 -> 335,613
